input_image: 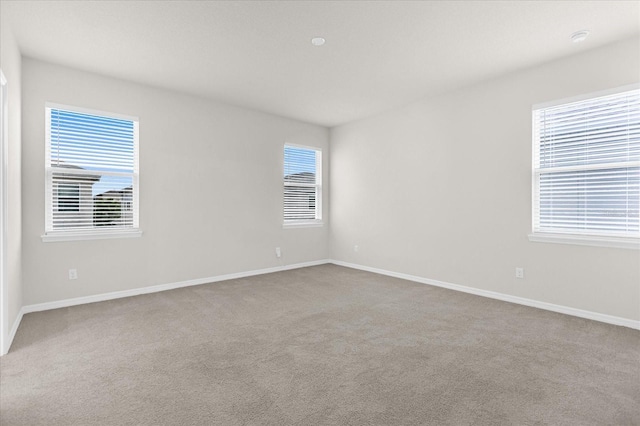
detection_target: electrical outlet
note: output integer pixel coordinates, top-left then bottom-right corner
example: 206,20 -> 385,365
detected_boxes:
69,269 -> 78,280
354,245 -> 359,252
275,247 -> 281,258
515,267 -> 524,279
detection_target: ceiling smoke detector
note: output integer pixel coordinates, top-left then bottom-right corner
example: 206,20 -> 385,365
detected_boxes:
311,37 -> 326,46
570,30 -> 590,43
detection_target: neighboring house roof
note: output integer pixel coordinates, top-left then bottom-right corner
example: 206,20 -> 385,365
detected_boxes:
284,172 -> 315,183
94,186 -> 132,200
54,162 -> 101,183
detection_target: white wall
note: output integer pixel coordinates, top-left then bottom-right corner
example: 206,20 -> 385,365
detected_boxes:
0,22 -> 23,346
22,58 -> 329,305
330,37 -> 640,322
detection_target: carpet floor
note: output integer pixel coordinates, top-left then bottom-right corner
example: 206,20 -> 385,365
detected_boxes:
1,264 -> 639,425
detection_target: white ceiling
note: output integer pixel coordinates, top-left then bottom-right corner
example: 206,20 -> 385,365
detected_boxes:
2,0 -> 639,127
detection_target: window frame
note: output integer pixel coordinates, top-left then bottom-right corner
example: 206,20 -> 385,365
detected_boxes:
529,84 -> 640,250
283,143 -> 323,228
42,103 -> 142,242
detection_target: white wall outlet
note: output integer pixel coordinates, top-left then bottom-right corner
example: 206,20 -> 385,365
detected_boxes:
515,267 -> 524,279
354,245 -> 359,252
275,247 -> 281,258
69,269 -> 78,280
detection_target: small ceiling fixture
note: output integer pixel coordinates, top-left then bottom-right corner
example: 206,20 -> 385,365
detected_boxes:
311,37 -> 326,46
570,30 -> 590,43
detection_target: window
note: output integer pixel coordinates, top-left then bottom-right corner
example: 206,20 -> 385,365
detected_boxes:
530,86 -> 639,249
283,144 -> 322,226
43,103 -> 141,241
56,183 -> 80,212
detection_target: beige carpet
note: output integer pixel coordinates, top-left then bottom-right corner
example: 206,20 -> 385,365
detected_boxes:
1,264 -> 638,425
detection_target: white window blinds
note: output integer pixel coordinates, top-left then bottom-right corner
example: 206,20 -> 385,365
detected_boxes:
532,87 -> 640,239
45,104 -> 139,234
284,145 -> 322,224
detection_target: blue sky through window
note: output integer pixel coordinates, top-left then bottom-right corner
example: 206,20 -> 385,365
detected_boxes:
50,108 -> 135,196
91,176 -> 133,197
284,146 -> 316,178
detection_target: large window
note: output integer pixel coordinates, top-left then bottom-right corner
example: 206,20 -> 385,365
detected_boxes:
283,144 -> 322,226
43,103 -> 140,241
531,86 -> 639,248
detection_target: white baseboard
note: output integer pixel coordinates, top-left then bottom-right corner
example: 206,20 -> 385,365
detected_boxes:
4,257 -> 637,356
0,260 -> 331,354
3,307 -> 25,355
330,260 -> 640,330
21,259 -> 331,316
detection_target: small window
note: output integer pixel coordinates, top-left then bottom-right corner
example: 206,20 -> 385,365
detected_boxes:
531,86 -> 639,248
56,183 -> 80,212
283,144 -> 322,226
43,103 -> 140,241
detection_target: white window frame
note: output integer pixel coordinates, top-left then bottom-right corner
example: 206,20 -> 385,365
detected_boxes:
42,103 -> 142,242
283,143 -> 323,228
529,84 -> 640,250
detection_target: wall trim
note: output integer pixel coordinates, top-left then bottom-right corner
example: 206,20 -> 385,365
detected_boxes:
330,260 -> 640,330
21,259 -> 331,316
5,306 -> 24,355
4,257 -> 637,354
0,70 -> 9,356
528,233 -> 639,250
0,259 -> 330,354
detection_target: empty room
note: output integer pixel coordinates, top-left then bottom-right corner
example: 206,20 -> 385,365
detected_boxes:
0,0 -> 639,424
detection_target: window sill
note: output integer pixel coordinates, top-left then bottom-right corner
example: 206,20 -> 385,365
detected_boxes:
283,221 -> 324,229
528,233 -> 639,250
42,229 -> 143,242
